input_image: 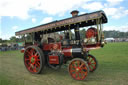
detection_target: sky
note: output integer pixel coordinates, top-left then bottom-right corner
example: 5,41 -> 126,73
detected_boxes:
0,0 -> 128,40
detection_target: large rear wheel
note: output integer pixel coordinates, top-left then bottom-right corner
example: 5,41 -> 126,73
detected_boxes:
68,58 -> 89,80
24,46 -> 45,74
87,54 -> 98,72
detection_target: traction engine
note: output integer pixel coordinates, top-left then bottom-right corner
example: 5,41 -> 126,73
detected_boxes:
16,10 -> 107,80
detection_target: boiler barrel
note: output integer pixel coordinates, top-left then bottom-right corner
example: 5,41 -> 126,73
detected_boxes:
62,47 -> 82,57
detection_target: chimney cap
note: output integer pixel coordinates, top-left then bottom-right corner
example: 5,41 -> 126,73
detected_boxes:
71,10 -> 79,14
71,10 -> 79,17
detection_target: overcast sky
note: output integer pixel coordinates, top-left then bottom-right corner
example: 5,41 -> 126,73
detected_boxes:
0,0 -> 128,40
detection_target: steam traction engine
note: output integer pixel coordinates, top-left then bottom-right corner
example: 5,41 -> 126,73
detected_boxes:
15,10 -> 107,80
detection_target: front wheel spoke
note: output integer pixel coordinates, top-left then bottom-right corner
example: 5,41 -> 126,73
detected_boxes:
81,69 -> 86,74
80,73 -> 85,79
81,72 -> 85,76
79,63 -> 84,68
73,62 -> 77,68
76,72 -> 80,79
82,67 -> 88,72
90,58 -> 94,62
72,64 -> 76,69
74,72 -> 78,77
91,62 -> 96,65
82,69 -> 88,75
70,69 -> 76,73
72,73 -> 76,77
77,61 -> 80,66
81,72 -> 87,79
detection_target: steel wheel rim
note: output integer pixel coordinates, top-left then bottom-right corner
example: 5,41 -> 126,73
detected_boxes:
87,55 -> 96,72
69,59 -> 88,80
24,47 -> 41,73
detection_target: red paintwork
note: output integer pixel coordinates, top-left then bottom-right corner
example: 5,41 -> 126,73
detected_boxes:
24,47 -> 41,73
49,55 -> 59,64
86,27 -> 97,38
82,43 -> 101,51
87,55 -> 96,72
69,59 -> 88,80
53,43 -> 58,50
85,43 -> 101,48
21,48 -> 25,53
43,42 -> 61,51
62,46 -> 72,56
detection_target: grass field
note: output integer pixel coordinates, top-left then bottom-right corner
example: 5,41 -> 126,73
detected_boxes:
0,42 -> 128,85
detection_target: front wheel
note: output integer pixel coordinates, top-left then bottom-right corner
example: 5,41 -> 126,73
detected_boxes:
87,54 -> 98,72
24,46 -> 45,74
68,58 -> 89,80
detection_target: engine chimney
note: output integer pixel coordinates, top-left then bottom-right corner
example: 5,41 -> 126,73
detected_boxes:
71,10 -> 79,17
74,24 -> 80,41
71,10 -> 80,42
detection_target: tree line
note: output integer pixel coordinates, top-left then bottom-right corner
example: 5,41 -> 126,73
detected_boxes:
0,30 -> 128,43
104,30 -> 128,38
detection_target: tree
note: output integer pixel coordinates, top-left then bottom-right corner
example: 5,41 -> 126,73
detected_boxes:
80,29 -> 86,39
104,30 -> 128,38
0,38 -> 2,43
10,36 -> 19,42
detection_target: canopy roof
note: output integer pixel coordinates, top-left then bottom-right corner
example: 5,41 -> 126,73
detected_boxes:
15,10 -> 107,36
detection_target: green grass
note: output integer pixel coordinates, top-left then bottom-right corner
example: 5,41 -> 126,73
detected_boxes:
0,73 -> 13,85
0,42 -> 128,85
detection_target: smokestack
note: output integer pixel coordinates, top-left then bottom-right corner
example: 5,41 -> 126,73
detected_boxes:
71,10 -> 80,43
74,24 -> 80,41
71,10 -> 79,17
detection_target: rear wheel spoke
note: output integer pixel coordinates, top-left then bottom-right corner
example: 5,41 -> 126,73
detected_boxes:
33,65 -> 37,72
35,63 -> 40,67
26,50 -> 32,57
25,58 -> 30,61
34,52 -> 38,56
30,48 -> 35,56
28,66 -> 31,71
37,62 -> 40,66
37,59 -> 40,61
